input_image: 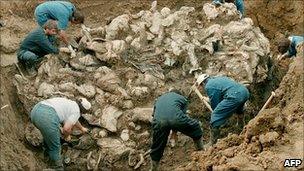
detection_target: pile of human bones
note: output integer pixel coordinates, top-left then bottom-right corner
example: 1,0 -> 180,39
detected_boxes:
14,1 -> 270,169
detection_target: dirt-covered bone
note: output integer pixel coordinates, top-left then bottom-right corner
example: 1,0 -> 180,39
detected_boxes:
12,1 -> 275,170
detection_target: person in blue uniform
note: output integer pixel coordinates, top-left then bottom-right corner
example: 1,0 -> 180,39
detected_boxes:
277,35 -> 304,60
150,90 -> 203,171
17,20 -> 59,76
196,74 -> 249,146
34,0 -> 84,45
31,97 -> 90,170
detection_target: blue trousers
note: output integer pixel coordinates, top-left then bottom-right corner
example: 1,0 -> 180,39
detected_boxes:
30,103 -> 61,161
150,113 -> 203,161
210,87 -> 249,128
17,50 -> 40,68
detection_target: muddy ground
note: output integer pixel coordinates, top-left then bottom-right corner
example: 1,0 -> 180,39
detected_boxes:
0,0 -> 303,170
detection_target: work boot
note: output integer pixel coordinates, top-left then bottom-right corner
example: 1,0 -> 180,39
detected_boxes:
194,137 -> 204,151
149,160 -> 159,171
205,127 -> 220,149
50,159 -> 64,171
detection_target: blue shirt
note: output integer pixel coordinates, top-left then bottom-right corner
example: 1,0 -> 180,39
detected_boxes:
19,27 -> 59,57
35,1 -> 75,30
204,76 -> 249,110
153,92 -> 188,120
287,36 -> 304,57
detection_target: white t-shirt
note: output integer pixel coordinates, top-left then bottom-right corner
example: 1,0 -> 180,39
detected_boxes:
41,97 -> 80,125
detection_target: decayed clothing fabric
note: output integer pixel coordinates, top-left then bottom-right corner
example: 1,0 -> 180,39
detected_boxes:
150,92 -> 203,161
203,76 -> 249,128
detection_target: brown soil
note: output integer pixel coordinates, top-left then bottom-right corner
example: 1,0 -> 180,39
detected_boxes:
185,55 -> 304,171
1,0 -> 303,170
246,0 -> 304,52
0,67 -> 47,170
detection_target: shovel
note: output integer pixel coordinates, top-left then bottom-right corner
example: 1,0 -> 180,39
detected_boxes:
190,84 -> 213,112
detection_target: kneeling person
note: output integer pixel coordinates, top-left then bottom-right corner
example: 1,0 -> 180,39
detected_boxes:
30,97 -> 90,170
150,90 -> 203,171
17,20 -> 59,76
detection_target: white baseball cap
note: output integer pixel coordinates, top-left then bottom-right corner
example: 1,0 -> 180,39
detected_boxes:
80,98 -> 91,110
196,74 -> 209,85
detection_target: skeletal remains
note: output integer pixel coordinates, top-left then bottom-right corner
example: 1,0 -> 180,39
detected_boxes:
17,1 -> 272,169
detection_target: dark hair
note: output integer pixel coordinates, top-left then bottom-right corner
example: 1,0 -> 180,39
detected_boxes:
73,10 -> 84,24
278,38 -> 291,54
43,19 -> 58,30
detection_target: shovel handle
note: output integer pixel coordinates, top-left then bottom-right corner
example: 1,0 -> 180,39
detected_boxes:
192,86 -> 213,112
259,91 -> 276,114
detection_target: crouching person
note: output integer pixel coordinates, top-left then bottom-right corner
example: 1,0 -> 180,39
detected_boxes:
17,19 -> 59,76
196,74 -> 249,147
277,35 -> 304,60
30,97 -> 91,170
150,90 -> 203,171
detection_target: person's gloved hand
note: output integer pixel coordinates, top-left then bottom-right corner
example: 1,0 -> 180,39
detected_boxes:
60,46 -> 76,58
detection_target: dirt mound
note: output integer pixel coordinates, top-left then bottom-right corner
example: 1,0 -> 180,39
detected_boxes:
185,47 -> 303,170
0,67 -> 47,170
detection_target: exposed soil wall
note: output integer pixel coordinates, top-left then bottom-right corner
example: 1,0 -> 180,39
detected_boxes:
247,0 -> 304,52
0,67 -> 47,170
185,47 -> 303,171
